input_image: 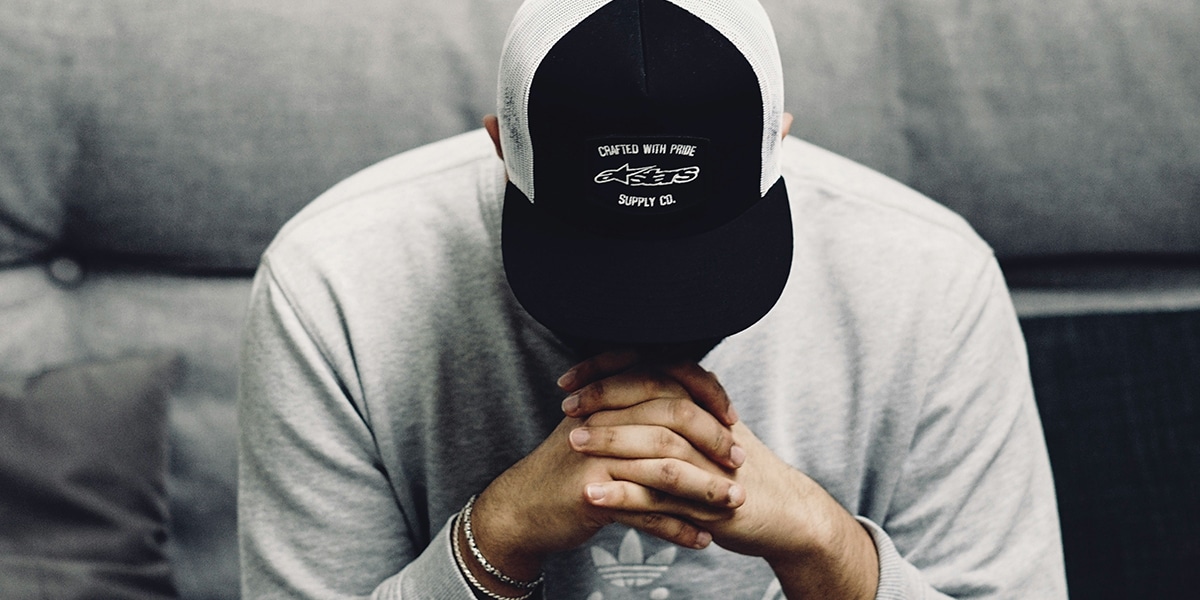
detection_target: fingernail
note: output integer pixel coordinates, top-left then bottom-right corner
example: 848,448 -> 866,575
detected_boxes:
695,531 -> 713,548
570,428 -> 591,447
729,445 -> 746,467
561,393 -> 580,414
585,483 -> 607,501
557,369 -> 577,389
726,404 -> 740,424
728,484 -> 745,506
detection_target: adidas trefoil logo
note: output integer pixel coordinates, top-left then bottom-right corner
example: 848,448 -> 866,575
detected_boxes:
590,529 -> 678,588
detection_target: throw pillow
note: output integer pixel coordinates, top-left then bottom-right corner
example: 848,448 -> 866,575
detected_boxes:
0,354 -> 181,599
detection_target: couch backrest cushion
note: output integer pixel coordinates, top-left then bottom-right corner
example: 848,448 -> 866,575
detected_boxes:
776,0 -> 1200,260
0,0 -> 513,271
2,0 -> 1198,272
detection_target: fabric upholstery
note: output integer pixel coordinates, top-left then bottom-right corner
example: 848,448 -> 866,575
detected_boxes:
790,0 -> 1200,258
0,354 -> 181,600
1021,310 -> 1200,598
0,266 -> 249,600
0,0 -> 513,270
1,0 -> 1198,272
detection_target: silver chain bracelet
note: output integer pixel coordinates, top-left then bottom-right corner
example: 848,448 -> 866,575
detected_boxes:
452,513 -> 539,600
461,494 -> 545,590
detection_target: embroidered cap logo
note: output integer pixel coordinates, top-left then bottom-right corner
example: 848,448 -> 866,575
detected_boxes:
585,137 -> 709,216
594,163 -> 701,187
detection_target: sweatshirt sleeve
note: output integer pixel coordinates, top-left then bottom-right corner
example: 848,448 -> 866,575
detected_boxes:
868,258 -> 1068,599
237,260 -> 477,599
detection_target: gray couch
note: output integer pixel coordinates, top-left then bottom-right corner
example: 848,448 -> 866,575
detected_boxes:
1,1 -> 1196,598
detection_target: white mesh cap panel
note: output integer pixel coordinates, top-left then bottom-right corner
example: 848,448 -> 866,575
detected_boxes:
498,0 -> 610,202
497,0 -> 785,200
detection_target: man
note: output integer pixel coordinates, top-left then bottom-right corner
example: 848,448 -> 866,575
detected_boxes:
238,1 -> 1067,598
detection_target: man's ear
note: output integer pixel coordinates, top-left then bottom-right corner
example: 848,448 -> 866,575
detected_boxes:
781,112 -> 793,140
483,114 -> 504,160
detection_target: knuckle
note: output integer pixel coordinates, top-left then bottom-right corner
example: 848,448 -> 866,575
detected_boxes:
639,512 -> 666,530
579,381 -> 604,409
592,379 -> 607,398
671,519 -> 698,543
654,428 -> 678,454
638,373 -> 662,398
706,370 -> 725,393
711,428 -> 729,454
657,460 -> 682,486
604,428 -> 620,448
699,370 -> 728,401
653,372 -> 683,397
668,399 -> 698,426
706,479 -> 730,503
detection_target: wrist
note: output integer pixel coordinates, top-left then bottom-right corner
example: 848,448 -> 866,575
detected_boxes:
469,491 -> 547,583
453,514 -> 539,599
761,484 -> 879,600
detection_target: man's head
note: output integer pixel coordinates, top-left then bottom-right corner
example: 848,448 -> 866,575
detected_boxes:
495,0 -> 793,347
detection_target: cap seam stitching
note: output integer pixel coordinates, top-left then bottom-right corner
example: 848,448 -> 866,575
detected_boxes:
638,0 -> 651,95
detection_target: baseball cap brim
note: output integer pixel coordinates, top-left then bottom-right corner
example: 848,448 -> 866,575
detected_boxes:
502,177 -> 792,345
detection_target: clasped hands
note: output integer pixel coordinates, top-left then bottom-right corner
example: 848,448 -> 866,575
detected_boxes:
466,350 -> 879,599
468,350 -> 844,586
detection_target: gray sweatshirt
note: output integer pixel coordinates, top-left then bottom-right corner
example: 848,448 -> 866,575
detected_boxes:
238,129 -> 1067,599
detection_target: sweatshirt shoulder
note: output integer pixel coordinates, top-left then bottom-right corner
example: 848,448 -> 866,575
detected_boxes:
262,129 -> 504,267
780,137 -> 992,259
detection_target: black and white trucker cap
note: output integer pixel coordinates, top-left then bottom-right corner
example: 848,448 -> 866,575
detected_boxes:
498,0 -> 792,345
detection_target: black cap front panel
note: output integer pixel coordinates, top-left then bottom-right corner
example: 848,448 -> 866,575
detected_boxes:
527,0 -> 763,239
